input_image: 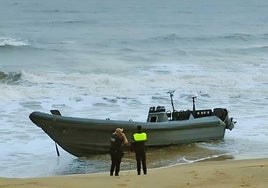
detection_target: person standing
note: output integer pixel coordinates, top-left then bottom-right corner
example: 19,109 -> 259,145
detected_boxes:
132,125 -> 147,175
109,128 -> 128,176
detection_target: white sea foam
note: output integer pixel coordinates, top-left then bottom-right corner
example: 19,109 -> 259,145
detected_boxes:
0,37 -> 28,47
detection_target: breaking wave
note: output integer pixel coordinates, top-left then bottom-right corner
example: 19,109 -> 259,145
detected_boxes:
0,71 -> 22,84
0,37 -> 29,48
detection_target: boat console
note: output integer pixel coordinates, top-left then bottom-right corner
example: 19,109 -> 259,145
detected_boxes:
147,106 -> 169,122
146,91 -> 235,130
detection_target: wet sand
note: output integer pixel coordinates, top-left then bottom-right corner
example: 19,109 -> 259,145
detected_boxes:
0,158 -> 267,188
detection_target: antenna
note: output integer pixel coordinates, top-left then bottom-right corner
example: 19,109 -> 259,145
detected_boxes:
192,96 -> 197,112
167,90 -> 175,112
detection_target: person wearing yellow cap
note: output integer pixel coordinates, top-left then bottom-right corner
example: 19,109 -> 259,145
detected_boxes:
109,128 -> 128,176
132,125 -> 147,175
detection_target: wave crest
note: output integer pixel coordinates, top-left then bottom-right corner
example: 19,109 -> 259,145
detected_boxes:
0,71 -> 22,84
0,38 -> 28,47
148,33 -> 268,43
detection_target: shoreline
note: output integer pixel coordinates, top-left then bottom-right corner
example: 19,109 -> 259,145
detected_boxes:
1,158 -> 267,188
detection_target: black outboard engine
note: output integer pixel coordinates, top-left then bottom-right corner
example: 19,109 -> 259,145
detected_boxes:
214,108 -> 235,130
214,108 -> 228,121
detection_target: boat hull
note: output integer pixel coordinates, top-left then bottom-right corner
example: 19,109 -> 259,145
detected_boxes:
29,111 -> 226,157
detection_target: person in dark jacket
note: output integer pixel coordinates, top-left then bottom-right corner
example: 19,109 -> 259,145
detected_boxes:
132,125 -> 147,175
110,128 -> 128,176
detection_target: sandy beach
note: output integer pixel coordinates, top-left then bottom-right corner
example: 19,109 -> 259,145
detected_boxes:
0,158 -> 267,188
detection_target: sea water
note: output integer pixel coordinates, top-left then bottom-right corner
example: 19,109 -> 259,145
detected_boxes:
0,0 -> 268,178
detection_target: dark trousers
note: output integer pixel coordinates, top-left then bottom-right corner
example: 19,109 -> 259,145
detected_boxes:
135,150 -> 147,175
110,152 -> 122,176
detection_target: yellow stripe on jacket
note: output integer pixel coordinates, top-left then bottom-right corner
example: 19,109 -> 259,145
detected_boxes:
133,132 -> 147,141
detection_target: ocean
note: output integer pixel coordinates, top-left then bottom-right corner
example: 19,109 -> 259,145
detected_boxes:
0,0 -> 267,178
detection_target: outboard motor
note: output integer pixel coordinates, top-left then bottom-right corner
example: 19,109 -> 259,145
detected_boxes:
214,108 -> 227,121
214,108 -> 235,130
